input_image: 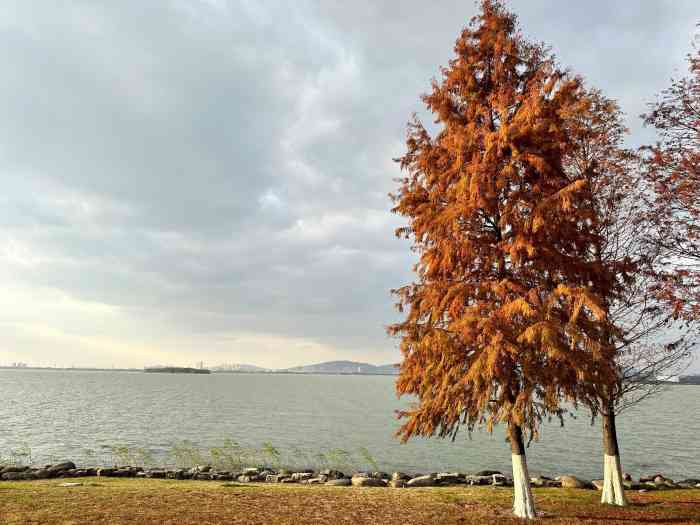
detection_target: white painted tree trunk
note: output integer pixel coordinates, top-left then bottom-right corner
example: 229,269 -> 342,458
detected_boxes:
601,454 -> 628,506
511,453 -> 537,519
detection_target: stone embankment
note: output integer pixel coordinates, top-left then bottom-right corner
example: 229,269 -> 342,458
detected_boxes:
2,462 -> 700,492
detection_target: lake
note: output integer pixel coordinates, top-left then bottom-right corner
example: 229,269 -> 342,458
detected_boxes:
0,369 -> 698,480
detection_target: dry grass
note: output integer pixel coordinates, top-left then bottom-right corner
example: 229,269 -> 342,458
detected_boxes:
1,478 -> 699,524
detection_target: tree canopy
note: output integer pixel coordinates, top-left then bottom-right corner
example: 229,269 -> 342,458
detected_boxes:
389,0 -> 622,444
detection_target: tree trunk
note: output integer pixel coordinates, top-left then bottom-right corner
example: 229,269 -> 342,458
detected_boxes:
601,407 -> 628,506
510,423 -> 537,519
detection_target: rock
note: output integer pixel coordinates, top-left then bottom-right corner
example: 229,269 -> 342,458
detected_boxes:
475,470 -> 502,477
592,479 -> 604,491
640,473 -> 664,483
96,468 -> 115,477
559,476 -> 588,489
1,472 -> 24,481
280,477 -> 297,484
34,469 -> 50,479
491,474 -> 509,486
389,479 -> 407,488
351,477 -> 386,487
623,473 -> 632,482
48,462 -> 76,474
437,473 -> 465,485
1,466 -> 28,474
654,475 -> 669,485
391,472 -> 410,482
370,472 -> 390,480
321,469 -> 345,480
243,468 -> 260,475
325,478 -> 351,487
304,477 -> 325,484
59,482 -> 83,487
146,470 -> 167,479
406,475 -> 436,487
265,474 -> 289,483
291,472 -> 313,482
465,475 -> 492,486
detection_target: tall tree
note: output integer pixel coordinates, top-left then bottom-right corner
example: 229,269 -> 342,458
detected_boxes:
642,31 -> 700,321
389,1 -> 620,519
564,91 -> 693,506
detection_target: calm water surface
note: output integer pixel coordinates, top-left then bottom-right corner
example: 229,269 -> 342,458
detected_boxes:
0,370 -> 698,480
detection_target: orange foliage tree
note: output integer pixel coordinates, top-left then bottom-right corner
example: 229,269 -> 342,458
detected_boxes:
388,1 -> 621,518
642,31 -> 700,320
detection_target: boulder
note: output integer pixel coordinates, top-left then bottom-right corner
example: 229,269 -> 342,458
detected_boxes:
591,479 -> 604,491
325,478 -> 351,486
559,476 -> 588,489
351,477 -> 386,487
491,474 -> 509,486
96,468 -> 115,477
280,477 -> 297,484
391,472 -> 410,482
320,469 -> 345,480
406,475 -> 436,487
1,466 -> 28,474
465,475 -> 492,486
47,462 -> 76,474
437,473 -> 465,485
34,469 -> 51,479
475,470 -> 502,477
389,479 -> 407,488
370,472 -> 390,480
265,474 -> 289,483
1,472 -> 24,481
146,470 -> 167,479
291,472 -> 313,482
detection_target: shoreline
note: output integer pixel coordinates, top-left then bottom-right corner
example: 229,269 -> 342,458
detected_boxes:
2,461 -> 699,492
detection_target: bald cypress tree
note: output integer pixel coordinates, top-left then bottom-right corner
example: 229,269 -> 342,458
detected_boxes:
389,1 -> 620,518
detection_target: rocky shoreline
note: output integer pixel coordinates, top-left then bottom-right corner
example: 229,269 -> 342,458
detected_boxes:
2,462 -> 700,492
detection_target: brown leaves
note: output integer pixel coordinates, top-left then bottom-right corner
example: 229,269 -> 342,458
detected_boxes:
389,0 -> 620,444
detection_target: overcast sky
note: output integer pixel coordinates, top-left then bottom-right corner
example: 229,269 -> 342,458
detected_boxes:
0,1 -> 698,370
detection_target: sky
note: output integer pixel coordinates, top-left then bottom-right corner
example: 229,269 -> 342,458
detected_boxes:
0,1 -> 698,370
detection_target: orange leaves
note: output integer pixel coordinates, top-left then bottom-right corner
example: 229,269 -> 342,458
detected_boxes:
389,0 -> 620,443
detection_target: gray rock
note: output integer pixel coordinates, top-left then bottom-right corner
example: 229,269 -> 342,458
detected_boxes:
236,475 -> 253,483
351,477 -> 386,487
48,462 -> 76,474
96,468 -> 115,477
146,470 -> 167,479
389,479 -> 407,488
491,474 -> 509,486
465,475 -> 492,486
265,474 -> 289,483
406,475 -> 436,487
591,479 -> 604,491
1,472 -> 24,481
391,472 -> 410,482
291,472 -> 313,482
325,478 -> 351,486
475,470 -> 502,477
559,475 -> 588,489
436,473 -> 465,484
280,477 -> 297,484
321,469 -> 345,480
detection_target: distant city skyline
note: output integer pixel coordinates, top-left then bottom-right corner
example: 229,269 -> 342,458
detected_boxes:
0,1 -> 698,371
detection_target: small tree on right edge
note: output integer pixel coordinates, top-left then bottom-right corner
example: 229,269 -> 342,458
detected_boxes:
564,90 -> 694,506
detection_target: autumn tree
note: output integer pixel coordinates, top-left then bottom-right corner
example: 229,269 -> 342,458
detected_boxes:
563,91 -> 693,506
389,1 -> 620,519
642,30 -> 700,321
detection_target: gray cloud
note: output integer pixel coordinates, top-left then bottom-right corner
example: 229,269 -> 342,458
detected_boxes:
0,0 -> 697,369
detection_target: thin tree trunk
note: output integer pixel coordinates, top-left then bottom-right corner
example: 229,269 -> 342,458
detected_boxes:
601,404 -> 628,506
510,423 -> 537,519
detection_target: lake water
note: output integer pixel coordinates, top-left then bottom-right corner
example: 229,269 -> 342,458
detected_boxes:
0,370 -> 698,480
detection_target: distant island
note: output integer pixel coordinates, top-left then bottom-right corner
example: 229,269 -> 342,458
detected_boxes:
144,367 -> 211,375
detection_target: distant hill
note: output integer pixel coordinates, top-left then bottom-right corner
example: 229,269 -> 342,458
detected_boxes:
281,360 -> 399,375
211,363 -> 269,372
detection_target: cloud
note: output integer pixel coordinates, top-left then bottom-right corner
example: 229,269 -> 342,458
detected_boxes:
0,0 -> 697,369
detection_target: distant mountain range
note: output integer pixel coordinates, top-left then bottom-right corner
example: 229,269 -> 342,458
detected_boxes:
280,360 -> 399,375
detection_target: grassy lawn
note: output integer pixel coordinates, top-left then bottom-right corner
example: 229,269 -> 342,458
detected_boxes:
1,478 -> 699,524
